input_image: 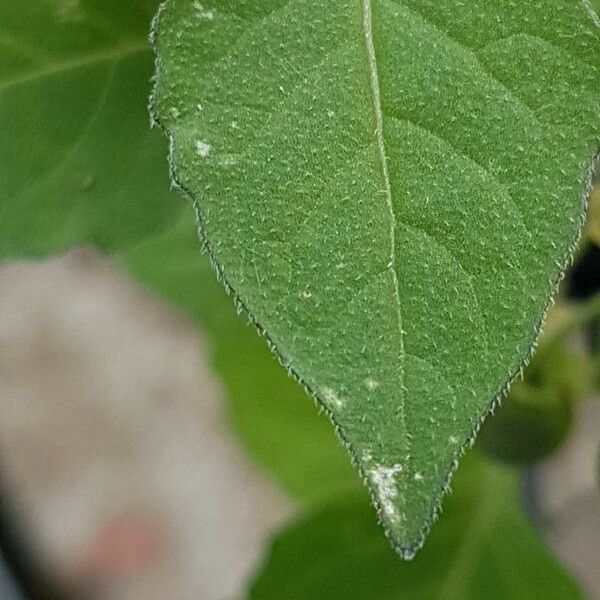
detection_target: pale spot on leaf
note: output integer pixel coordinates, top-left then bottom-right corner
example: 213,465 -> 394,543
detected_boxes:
195,140 -> 211,158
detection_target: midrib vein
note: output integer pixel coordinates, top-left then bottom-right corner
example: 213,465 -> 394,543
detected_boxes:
0,40 -> 148,93
361,0 -> 408,480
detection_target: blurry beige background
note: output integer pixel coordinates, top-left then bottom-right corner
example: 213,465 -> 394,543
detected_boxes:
0,249 -> 291,600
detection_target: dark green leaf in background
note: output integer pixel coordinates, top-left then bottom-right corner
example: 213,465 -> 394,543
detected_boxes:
152,0 -> 600,554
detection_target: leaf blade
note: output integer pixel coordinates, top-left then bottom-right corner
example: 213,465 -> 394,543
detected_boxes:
152,0 -> 599,554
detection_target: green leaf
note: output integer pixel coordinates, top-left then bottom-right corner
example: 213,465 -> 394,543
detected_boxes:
250,452 -> 584,600
0,0 -> 179,258
152,0 -> 599,555
121,212 -> 361,502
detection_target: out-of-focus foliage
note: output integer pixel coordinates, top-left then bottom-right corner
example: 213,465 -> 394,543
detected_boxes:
0,0 -> 180,257
478,372 -> 574,464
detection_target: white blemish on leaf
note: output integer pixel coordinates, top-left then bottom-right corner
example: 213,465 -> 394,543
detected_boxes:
218,154 -> 237,167
195,140 -> 211,158
193,1 -> 214,20
299,290 -> 312,300
369,463 -> 403,522
363,377 -> 379,392
321,386 -> 344,410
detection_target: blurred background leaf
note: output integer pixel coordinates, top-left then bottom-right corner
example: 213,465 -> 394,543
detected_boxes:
0,0 -> 180,258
